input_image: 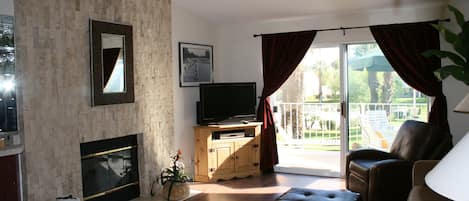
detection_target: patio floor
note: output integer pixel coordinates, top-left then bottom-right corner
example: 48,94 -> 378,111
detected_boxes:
275,147 -> 341,177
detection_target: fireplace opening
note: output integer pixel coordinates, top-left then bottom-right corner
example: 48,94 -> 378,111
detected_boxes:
80,135 -> 140,201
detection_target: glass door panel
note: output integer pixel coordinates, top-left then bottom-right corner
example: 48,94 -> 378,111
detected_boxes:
346,43 -> 428,151
272,46 -> 341,177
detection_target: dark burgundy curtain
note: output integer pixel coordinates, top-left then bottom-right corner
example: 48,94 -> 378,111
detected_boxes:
257,31 -> 317,172
370,22 -> 450,133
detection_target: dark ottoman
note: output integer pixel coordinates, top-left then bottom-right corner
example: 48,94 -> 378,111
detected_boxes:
277,188 -> 359,201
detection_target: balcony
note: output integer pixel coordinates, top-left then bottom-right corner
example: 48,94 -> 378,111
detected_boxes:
273,102 -> 427,176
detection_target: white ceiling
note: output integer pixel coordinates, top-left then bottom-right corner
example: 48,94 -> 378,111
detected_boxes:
172,0 -> 447,24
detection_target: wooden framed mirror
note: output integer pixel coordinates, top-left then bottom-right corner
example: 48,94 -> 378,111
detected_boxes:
90,20 -> 134,106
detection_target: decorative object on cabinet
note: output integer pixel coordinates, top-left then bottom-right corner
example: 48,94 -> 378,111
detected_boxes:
178,42 -> 213,87
0,137 -> 5,149
194,122 -> 261,182
90,19 -> 134,106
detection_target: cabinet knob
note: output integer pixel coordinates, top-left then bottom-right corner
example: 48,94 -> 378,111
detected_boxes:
235,156 -> 239,160
209,168 -> 215,172
253,163 -> 259,167
252,144 -> 259,148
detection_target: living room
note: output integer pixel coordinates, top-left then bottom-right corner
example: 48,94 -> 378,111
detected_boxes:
0,0 -> 468,201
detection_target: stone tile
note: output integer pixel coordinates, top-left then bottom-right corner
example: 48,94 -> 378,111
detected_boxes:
15,0 -> 173,200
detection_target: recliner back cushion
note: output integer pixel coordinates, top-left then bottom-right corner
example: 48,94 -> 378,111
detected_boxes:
390,120 -> 445,161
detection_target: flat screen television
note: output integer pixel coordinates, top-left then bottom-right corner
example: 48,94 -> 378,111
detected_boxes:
198,82 -> 256,124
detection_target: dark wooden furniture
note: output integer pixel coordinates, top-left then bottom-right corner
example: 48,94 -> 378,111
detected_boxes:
0,154 -> 21,201
346,120 -> 452,201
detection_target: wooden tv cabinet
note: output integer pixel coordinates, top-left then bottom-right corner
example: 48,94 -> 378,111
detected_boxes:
194,122 -> 262,182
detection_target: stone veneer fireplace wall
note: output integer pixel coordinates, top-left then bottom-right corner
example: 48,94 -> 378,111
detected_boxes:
14,0 -> 174,200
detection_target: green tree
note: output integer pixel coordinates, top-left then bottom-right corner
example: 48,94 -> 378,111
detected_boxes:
311,60 -> 326,102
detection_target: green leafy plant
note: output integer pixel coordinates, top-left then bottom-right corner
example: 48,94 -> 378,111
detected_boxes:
422,5 -> 469,85
160,149 -> 191,200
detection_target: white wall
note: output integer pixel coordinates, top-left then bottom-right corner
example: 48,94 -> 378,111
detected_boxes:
215,3 -> 446,96
0,0 -> 13,16
172,4 -> 217,176
443,0 -> 469,143
215,2 -> 469,144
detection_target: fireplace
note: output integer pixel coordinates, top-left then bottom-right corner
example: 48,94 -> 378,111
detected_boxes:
80,135 -> 140,201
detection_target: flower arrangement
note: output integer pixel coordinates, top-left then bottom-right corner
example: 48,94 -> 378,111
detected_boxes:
160,149 -> 191,184
160,149 -> 191,200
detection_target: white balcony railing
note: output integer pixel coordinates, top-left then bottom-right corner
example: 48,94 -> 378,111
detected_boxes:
274,102 -> 427,146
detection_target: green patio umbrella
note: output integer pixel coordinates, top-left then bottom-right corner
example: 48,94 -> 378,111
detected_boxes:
348,49 -> 394,72
348,48 -> 395,104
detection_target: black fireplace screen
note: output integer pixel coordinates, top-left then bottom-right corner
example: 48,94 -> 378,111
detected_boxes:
80,135 -> 140,201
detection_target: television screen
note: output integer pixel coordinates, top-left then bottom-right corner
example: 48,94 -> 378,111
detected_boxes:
199,82 -> 256,124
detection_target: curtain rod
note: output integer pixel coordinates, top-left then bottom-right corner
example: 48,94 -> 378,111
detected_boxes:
252,18 -> 450,38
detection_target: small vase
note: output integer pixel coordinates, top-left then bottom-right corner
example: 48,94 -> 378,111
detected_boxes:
162,181 -> 190,201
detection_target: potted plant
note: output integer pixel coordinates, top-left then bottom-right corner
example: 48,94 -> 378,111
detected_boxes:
423,5 -> 469,85
160,149 -> 191,201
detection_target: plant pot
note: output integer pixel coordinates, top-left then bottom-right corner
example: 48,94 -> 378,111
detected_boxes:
162,181 -> 190,201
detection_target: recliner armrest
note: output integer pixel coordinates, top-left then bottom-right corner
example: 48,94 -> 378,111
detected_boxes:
412,160 -> 439,186
345,149 -> 399,189
347,149 -> 398,161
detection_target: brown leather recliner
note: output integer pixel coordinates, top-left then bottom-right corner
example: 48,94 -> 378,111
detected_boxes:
346,120 -> 452,201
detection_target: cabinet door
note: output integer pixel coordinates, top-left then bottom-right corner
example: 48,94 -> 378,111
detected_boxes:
0,155 -> 20,201
235,140 -> 259,172
210,142 -> 235,176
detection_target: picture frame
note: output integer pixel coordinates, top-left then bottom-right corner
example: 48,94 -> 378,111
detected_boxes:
178,42 -> 213,87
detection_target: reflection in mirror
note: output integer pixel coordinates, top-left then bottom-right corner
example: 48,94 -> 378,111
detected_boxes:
0,15 -> 17,132
101,33 -> 125,93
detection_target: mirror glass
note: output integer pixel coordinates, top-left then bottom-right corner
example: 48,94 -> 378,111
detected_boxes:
101,33 -> 125,94
0,14 -> 17,132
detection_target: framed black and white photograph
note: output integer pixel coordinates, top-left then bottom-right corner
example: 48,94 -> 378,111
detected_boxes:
179,42 -> 213,87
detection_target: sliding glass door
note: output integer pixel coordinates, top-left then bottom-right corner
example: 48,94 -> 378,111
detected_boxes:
346,43 -> 428,152
272,42 -> 429,177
